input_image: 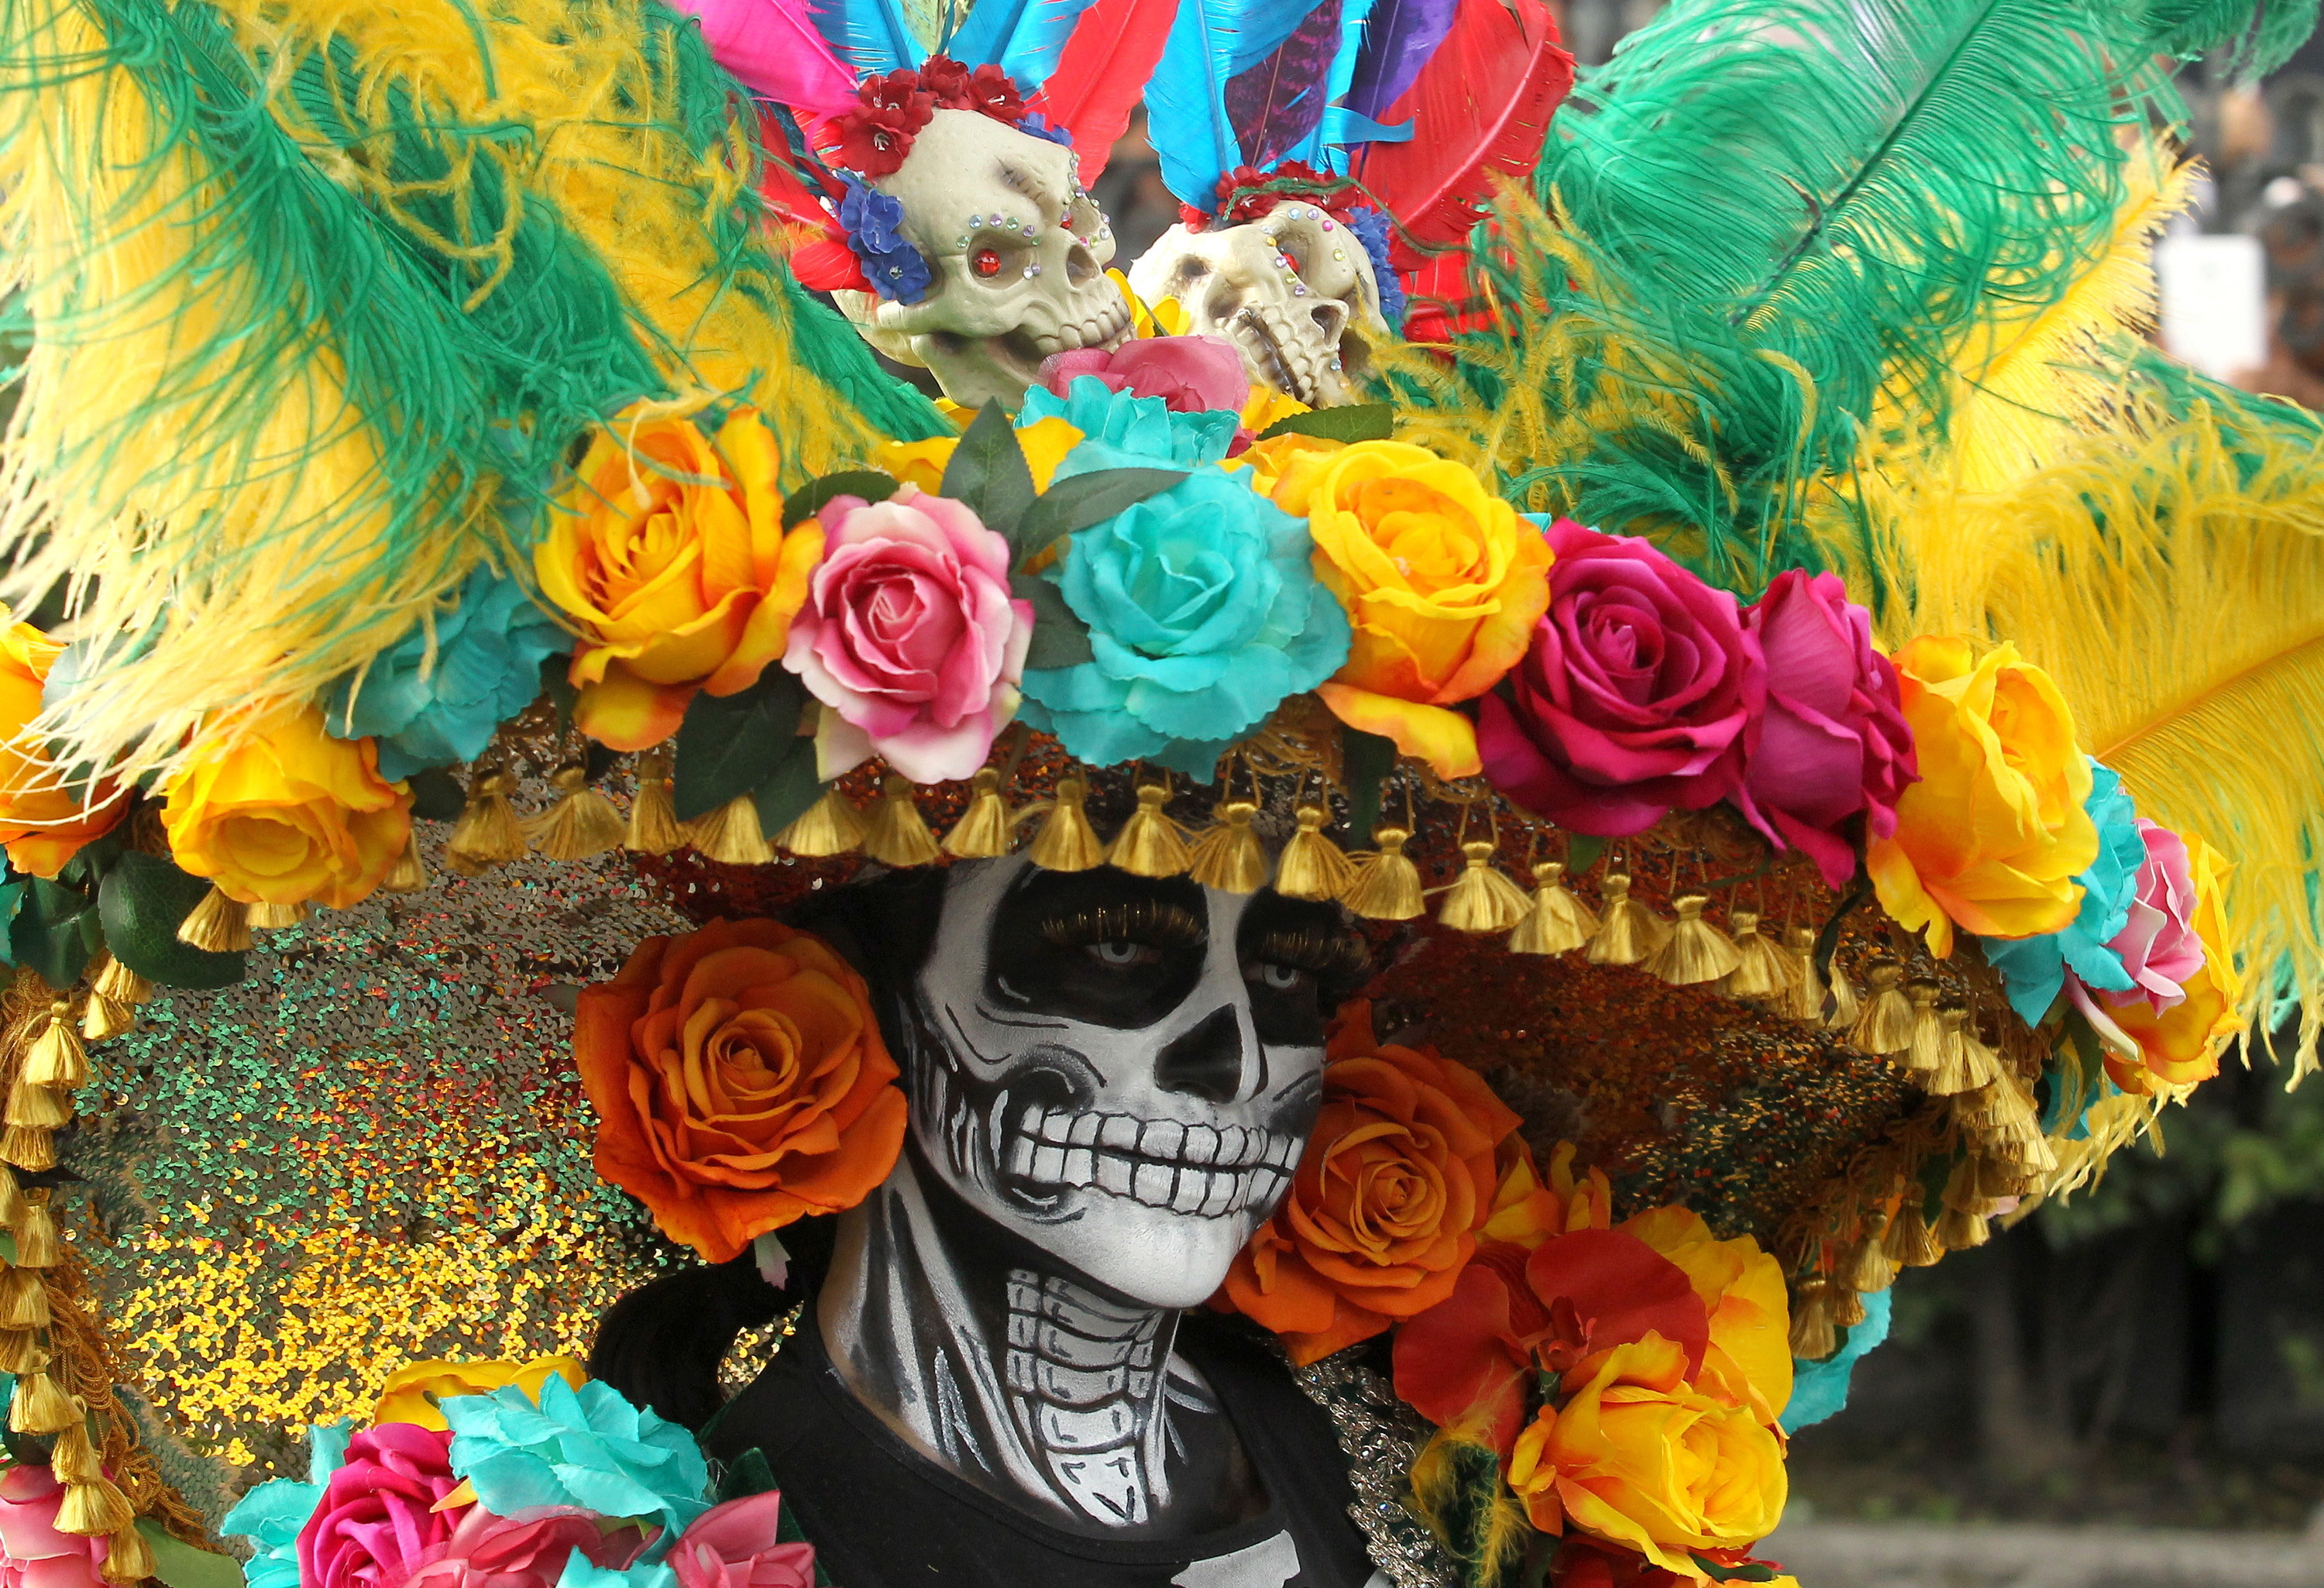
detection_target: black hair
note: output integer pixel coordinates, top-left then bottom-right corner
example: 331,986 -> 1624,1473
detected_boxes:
586,868 -> 947,1428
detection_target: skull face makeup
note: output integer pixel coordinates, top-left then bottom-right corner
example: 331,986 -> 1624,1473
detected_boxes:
834,108 -> 1133,409
901,860 -> 1344,1309
1127,205 -> 1391,407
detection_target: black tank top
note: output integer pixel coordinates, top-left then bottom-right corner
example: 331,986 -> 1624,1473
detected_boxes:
707,1308 -> 1381,1586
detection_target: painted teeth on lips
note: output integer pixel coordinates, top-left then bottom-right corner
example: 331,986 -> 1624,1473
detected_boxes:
1001,1105 -> 1296,1215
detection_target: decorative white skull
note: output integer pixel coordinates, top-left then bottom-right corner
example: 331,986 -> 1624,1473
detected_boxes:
1127,204 -> 1393,407
834,108 -> 1131,410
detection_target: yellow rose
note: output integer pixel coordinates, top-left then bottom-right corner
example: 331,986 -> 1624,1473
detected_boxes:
1508,1335 -> 1788,1576
1622,1207 -> 1793,1427
1232,431 -> 1346,504
1865,636 -> 2099,956
161,701 -> 411,909
2103,834 -> 2242,1090
536,405 -> 821,752
371,1355 -> 588,1431
0,610 -> 125,877
1294,441 -> 1552,778
870,415 -> 1083,497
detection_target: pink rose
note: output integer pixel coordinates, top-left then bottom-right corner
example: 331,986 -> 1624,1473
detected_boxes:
299,1425 -> 469,1588
1737,570 -> 1917,888
1037,335 -> 1252,416
2085,820 -> 2207,1016
401,1507 -> 648,1588
783,485 -> 1033,784
0,1468 -> 107,1588
1477,521 -> 1765,835
666,1493 -> 816,1588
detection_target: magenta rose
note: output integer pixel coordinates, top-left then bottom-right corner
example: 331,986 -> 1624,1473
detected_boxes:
782,484 -> 1033,784
401,1507 -> 648,1588
0,1467 -> 107,1588
1037,335 -> 1251,416
666,1493 -> 816,1588
1477,520 -> 1765,835
1735,569 -> 1916,887
298,1424 -> 469,1588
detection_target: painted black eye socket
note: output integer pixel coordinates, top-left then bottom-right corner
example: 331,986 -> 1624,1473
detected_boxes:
993,870 -> 1211,1029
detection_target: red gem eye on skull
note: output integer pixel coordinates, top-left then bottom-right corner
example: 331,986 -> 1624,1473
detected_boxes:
971,248 -> 1004,278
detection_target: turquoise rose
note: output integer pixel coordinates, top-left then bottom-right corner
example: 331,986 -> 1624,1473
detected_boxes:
442,1377 -> 709,1554
326,565 -> 569,781
1018,469 -> 1351,780
1018,376 -> 1239,473
1982,758 -> 2144,1024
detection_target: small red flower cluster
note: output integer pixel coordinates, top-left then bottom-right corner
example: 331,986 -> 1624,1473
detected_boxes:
1184,161 -> 1360,229
829,55 -> 1027,177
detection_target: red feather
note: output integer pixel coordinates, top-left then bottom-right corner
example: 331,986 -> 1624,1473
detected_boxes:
1349,0 -> 1574,269
1026,0 -> 1183,184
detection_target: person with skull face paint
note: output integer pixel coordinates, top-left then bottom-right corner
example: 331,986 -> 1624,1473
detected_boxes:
592,859 -> 1389,1587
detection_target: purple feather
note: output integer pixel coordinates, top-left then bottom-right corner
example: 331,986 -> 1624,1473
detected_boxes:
1223,0 -> 1341,169
1343,0 -> 1457,120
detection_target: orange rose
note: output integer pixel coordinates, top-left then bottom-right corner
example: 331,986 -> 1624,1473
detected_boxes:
0,610 -> 124,876
575,917 -> 906,1263
1483,1139 -> 1614,1249
1508,1335 -> 1787,1576
536,405 -> 823,752
1220,1001 -> 1519,1363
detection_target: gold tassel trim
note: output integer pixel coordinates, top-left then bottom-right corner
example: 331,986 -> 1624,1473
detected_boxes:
380,830 -> 430,894
79,993 -> 133,1046
1510,861 -> 1597,955
1644,895 -> 1742,985
23,1003 -> 88,1088
0,1332 -> 44,1375
7,1080 -> 69,1131
446,768 -> 528,868
1825,954 -> 1863,1032
1721,913 -> 1796,1001
0,1128 -> 56,1174
1188,803 -> 1269,894
625,748 -> 685,856
55,1480 -> 133,1538
247,900 -> 308,930
1342,827 -> 1423,920
100,1524 -> 155,1585
48,1423 -> 101,1483
1274,806 -> 1355,902
1585,874 -> 1667,966
1882,1200 -> 1944,1267
1848,1235 -> 1897,1294
777,786 -> 867,858
686,793 -> 776,865
9,1370 -> 80,1434
0,1267 -> 49,1329
1026,777 -> 1102,872
1848,964 -> 1913,1055
15,1193 -> 60,1267
524,764 -> 627,861
1900,981 -> 1951,1078
175,886 -> 250,953
1787,1280 -> 1838,1360
0,1167 -> 24,1228
1105,782 -> 1191,878
1936,1204 -> 1992,1249
862,779 -> 941,868
942,769 -> 1016,860
1831,1287 -> 1868,1328
89,957 -> 150,1009
1438,841 -> 1530,933
1783,926 -> 1826,1021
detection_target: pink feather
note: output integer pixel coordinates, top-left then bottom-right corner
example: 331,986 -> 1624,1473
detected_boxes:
674,0 -> 863,116
1026,0 -> 1182,184
1349,0 -> 1574,267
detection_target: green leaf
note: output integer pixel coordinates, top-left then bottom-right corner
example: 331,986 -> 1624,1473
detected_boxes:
1007,467 -> 1185,568
751,738 -> 826,837
15,878 -> 92,988
138,1520 -> 246,1588
782,469 -> 899,528
0,882 -> 22,968
1258,402 -> 1394,443
406,767 -> 467,822
56,827 -> 129,889
96,851 -> 248,990
718,1445 -> 781,1504
538,653 -> 579,738
939,401 -> 1037,534
1565,834 -> 1607,877
673,670 -> 810,822
1012,574 -> 1095,670
1690,1555 -> 1778,1583
1341,725 -> 1398,840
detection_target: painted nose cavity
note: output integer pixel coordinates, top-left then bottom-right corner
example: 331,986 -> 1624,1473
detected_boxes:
1155,1005 -> 1252,1105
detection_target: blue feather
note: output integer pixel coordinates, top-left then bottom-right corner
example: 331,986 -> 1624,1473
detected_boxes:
1143,0 -> 1312,205
806,0 -> 922,76
951,0 -> 1105,84
1278,0 -> 1379,170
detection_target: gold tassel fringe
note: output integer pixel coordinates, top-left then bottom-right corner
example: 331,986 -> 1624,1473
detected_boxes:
9,1370 -> 79,1434
1825,954 -> 1863,1032
778,786 -> 868,858
101,1524 -> 156,1584
8,1081 -> 69,1131
942,769 -> 1016,860
524,764 -> 627,861
1849,1236 -> 1897,1294
686,793 -> 776,865
861,779 -> 941,868
1274,806 -> 1354,902
175,887 -> 251,953
1509,861 -> 1598,955
1342,827 -> 1423,919
23,1004 -> 87,1088
15,1193 -> 60,1267
79,993 -> 133,1045
0,1167 -> 21,1226
1831,1287 -> 1868,1328
0,1332 -> 43,1375
1438,841 -> 1531,933
1187,802 -> 1269,893
48,1422 -> 101,1483
380,830 -> 430,894
1788,1281 -> 1838,1359
1105,782 -> 1191,878
1849,964 -> 1914,1055
56,1480 -> 133,1538
89,958 -> 150,1009
446,768 -> 528,868
1900,981 -> 1951,1078
1026,777 -> 1102,872
1721,913 -> 1796,1001
1784,926 -> 1827,1022
1644,895 -> 1742,985
246,900 -> 308,930
0,1267 -> 48,1329
0,1129 -> 56,1173
1882,1199 -> 1945,1267
1585,874 -> 1667,966
625,748 -> 685,856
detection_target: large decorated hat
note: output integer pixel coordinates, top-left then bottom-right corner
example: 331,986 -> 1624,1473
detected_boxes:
0,0 -> 2317,1583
